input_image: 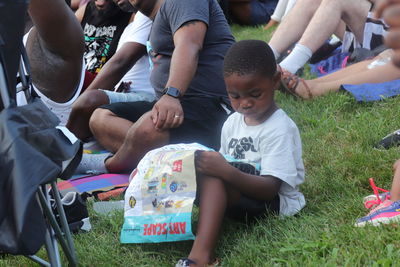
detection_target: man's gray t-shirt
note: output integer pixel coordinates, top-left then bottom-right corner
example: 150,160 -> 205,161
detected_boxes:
148,0 -> 235,99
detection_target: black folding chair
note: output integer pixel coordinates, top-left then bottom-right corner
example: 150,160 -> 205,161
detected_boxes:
0,0 -> 81,266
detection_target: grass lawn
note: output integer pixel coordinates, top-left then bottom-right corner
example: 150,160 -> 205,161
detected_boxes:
3,25 -> 400,266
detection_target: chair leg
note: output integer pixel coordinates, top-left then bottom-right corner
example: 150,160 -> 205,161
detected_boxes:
32,188 -> 61,267
50,182 -> 77,265
37,185 -> 77,267
26,255 -> 51,267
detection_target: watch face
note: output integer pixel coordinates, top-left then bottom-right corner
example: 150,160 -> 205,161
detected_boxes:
166,87 -> 180,98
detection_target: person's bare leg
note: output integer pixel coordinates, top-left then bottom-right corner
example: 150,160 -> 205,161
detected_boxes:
296,58 -> 400,98
298,0 -> 371,52
269,0 -> 321,55
66,90 -> 109,141
279,0 -> 371,73
104,112 -> 169,173
187,176 -> 241,266
89,108 -> 133,152
390,160 -> 400,201
314,58 -> 376,83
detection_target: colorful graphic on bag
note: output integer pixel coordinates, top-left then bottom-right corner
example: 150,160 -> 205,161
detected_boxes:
120,143 -> 213,243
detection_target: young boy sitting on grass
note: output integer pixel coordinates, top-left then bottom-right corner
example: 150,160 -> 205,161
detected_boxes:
176,40 -> 306,267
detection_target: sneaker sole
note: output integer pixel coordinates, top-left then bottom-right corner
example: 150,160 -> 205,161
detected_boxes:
355,214 -> 400,227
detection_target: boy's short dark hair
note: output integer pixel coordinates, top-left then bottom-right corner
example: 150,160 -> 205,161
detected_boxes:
223,40 -> 277,78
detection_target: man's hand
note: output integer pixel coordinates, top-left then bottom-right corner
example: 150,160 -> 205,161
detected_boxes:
151,95 -> 184,130
195,151 -> 233,179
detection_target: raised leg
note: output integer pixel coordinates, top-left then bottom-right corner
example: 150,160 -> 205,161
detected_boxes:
89,108 -> 134,152
103,112 -> 169,173
187,175 -> 241,266
269,0 -> 322,55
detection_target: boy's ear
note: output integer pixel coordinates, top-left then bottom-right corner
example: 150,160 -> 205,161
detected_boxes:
272,69 -> 281,89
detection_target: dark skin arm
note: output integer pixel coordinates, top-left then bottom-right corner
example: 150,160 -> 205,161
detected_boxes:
151,20 -> 207,130
28,0 -> 84,62
86,42 -> 147,91
196,151 -> 282,201
27,0 -> 84,102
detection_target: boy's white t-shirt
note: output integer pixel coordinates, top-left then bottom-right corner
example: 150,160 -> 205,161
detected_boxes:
116,11 -> 153,95
219,109 -> 305,216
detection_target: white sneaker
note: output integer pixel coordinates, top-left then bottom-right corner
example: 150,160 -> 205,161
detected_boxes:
75,153 -> 111,174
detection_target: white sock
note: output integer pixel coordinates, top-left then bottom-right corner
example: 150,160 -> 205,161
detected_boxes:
279,43 -> 313,74
270,45 -> 281,60
75,153 -> 110,175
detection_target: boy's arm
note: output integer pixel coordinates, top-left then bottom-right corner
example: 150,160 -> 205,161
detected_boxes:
196,151 -> 282,201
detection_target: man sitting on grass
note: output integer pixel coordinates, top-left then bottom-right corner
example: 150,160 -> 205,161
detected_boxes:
177,40 -> 306,267
78,0 -> 235,174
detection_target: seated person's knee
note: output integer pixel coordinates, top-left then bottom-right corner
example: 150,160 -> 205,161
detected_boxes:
89,108 -> 115,131
72,90 -> 109,113
128,113 -> 166,143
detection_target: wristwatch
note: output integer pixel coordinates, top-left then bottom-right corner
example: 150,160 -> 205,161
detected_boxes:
164,87 -> 181,98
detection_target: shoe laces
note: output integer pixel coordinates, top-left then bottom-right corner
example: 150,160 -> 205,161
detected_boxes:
364,177 -> 390,209
367,199 -> 393,216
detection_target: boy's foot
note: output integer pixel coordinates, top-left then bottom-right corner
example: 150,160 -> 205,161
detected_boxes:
375,129 -> 400,149
75,152 -> 111,174
355,200 -> 400,227
51,191 -> 92,233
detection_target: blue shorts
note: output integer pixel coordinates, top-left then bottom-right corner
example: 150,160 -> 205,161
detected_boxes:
250,0 -> 278,26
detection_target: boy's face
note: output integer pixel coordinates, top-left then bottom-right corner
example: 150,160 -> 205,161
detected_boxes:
225,72 -> 280,125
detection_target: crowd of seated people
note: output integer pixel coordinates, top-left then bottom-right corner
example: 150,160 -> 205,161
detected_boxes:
15,0 -> 400,265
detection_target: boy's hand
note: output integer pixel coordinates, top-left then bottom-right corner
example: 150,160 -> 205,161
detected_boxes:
195,151 -> 233,178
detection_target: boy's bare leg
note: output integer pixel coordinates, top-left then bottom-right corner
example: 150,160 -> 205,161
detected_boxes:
187,176 -> 228,266
188,176 -> 242,266
390,160 -> 400,201
89,108 -> 134,152
102,112 -> 169,173
269,0 -> 322,54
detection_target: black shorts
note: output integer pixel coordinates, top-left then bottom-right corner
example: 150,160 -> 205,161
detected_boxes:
195,162 -> 280,223
225,161 -> 280,221
225,194 -> 280,223
100,96 -> 231,150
